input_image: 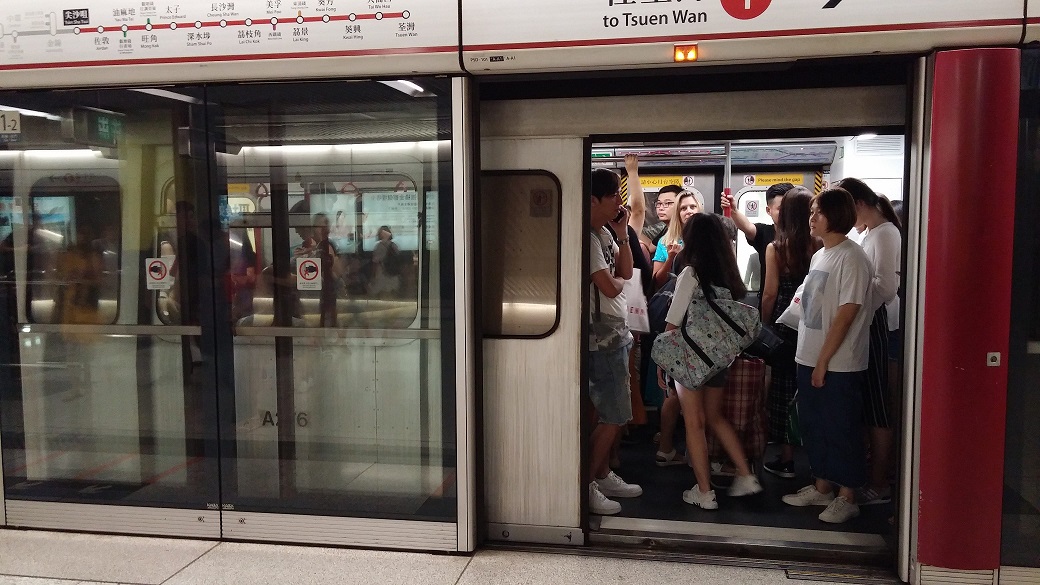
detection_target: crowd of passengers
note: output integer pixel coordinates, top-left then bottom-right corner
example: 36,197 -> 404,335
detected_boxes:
588,155 -> 902,524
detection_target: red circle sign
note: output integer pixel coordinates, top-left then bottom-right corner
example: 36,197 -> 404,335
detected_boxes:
148,260 -> 167,281
721,0 -> 771,20
299,259 -> 319,281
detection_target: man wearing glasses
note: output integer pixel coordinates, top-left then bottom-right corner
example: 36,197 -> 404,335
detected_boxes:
641,184 -> 683,248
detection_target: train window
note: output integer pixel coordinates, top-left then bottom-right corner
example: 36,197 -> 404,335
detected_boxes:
26,177 -> 121,325
733,187 -> 769,292
480,171 -> 562,337
221,179 -> 423,329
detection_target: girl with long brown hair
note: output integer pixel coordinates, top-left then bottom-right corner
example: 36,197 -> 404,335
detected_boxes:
759,186 -> 822,478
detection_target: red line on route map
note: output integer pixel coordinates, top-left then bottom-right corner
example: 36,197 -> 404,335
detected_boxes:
76,11 -> 408,34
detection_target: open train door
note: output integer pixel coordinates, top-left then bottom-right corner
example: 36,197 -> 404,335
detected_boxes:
479,137 -> 587,545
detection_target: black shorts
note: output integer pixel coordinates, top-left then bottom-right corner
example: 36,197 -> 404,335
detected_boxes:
704,365 -> 730,388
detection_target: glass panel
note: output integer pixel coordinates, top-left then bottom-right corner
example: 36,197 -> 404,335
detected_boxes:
0,89 -> 219,509
734,188 -> 769,292
480,172 -> 561,337
1004,52 -> 1040,566
211,79 -> 456,521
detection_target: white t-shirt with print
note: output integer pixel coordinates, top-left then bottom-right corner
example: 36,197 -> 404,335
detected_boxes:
795,239 -> 874,372
589,228 -> 631,351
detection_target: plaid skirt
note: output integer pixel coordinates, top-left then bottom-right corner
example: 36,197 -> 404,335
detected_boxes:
709,356 -> 767,462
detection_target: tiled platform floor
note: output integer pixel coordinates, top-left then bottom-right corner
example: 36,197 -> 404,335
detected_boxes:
0,528 -> 882,584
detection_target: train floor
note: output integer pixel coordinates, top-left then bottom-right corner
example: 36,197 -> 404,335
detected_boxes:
596,417 -> 896,551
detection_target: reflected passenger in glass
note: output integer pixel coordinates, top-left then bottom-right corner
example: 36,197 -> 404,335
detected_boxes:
370,225 -> 402,298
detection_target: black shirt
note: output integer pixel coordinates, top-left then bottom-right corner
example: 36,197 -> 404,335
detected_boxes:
750,223 -> 775,290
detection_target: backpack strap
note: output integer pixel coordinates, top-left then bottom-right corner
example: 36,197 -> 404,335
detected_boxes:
703,289 -> 748,337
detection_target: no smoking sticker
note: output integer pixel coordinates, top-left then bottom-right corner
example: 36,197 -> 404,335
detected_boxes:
297,257 -> 322,291
721,0 -> 771,20
146,257 -> 174,290
745,200 -> 760,218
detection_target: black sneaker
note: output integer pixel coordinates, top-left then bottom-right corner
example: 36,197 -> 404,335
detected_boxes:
763,458 -> 795,479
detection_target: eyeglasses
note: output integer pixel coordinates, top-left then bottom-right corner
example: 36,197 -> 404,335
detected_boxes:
655,200 -> 676,208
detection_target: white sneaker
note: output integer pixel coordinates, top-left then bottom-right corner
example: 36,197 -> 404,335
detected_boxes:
728,474 -> 764,497
710,461 -> 736,477
682,486 -> 719,510
589,481 -> 621,515
596,471 -> 643,498
819,496 -> 860,523
782,485 -> 836,507
655,449 -> 686,467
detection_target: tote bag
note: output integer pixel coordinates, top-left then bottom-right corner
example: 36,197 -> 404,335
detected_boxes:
623,268 -> 650,334
651,283 -> 761,389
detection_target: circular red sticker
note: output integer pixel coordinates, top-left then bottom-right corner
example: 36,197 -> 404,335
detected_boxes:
299,259 -> 319,281
720,0 -> 771,20
148,260 -> 167,281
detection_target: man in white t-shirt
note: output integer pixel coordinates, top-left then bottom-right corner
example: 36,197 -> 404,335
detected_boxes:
781,187 -> 873,524
587,168 -> 642,516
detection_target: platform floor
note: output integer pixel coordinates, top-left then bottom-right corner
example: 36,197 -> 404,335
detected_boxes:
0,528 -> 882,585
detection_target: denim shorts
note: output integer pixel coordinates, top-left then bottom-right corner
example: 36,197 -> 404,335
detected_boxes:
588,341 -> 633,425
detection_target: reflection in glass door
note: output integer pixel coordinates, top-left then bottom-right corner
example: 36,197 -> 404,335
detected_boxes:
0,88 -> 222,535
0,79 -> 463,547
207,81 -> 458,534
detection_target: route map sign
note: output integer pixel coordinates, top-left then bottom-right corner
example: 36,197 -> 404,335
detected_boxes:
0,0 -> 457,71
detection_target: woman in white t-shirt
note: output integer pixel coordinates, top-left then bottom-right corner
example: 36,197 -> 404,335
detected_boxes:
838,178 -> 902,506
780,187 -> 874,525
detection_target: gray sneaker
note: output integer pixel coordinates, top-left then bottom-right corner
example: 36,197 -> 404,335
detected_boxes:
782,485 -> 836,507
819,496 -> 860,523
857,486 -> 892,506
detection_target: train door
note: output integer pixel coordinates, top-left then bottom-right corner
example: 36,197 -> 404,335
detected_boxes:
478,72 -> 922,564
479,137 -> 586,544
0,79 -> 476,550
0,90 -> 223,536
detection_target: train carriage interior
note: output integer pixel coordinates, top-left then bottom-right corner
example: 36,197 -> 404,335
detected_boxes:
583,136 -> 906,560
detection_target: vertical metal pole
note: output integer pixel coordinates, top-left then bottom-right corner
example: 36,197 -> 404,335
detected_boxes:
722,142 -> 732,217
452,76 -> 476,552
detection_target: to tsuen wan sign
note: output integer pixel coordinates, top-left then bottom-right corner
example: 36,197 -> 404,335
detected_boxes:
462,0 -> 1022,67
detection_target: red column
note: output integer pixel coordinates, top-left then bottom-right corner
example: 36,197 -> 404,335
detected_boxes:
919,48 -> 1019,570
